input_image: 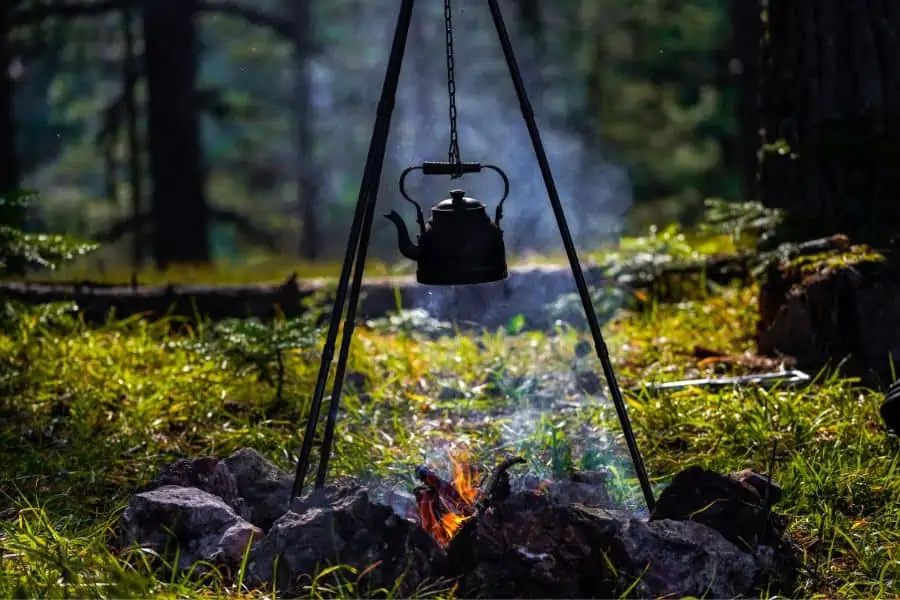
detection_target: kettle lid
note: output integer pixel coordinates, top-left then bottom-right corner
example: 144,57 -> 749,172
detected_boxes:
434,189 -> 484,211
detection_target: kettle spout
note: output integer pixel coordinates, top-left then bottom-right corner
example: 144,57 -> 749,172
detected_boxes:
384,211 -> 421,261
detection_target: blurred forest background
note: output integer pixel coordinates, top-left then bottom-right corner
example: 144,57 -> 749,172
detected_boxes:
1,0 -> 762,274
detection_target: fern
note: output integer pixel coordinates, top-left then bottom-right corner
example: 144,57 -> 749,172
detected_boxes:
0,190 -> 98,276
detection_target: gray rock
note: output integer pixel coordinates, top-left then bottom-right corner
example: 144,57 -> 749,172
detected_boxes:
247,482 -> 444,596
511,470 -> 613,509
574,340 -> 592,358
437,385 -> 467,400
121,486 -> 262,574
618,518 -> 757,599
730,468 -> 783,505
123,453 -> 799,598
144,456 -> 249,520
224,448 -> 293,531
651,465 -> 780,551
345,371 -> 372,403
376,488 -> 420,522
546,480 -> 612,508
570,468 -> 611,487
447,484 -> 796,598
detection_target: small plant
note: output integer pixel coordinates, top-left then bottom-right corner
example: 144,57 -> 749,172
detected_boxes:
0,190 -> 97,276
515,416 -> 576,480
0,190 -> 97,332
365,309 -> 453,338
187,313 -> 321,410
547,223 -> 706,326
700,197 -> 784,248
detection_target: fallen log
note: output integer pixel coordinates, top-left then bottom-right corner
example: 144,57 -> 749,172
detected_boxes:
0,254 -> 753,330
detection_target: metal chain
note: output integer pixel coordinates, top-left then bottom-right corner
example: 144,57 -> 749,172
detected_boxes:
444,0 -> 462,177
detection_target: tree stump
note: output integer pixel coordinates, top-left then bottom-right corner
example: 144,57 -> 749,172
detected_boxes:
756,241 -> 900,389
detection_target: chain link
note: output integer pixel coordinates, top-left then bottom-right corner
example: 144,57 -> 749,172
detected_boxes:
444,0 -> 462,177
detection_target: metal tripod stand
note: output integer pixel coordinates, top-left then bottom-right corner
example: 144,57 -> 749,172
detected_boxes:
290,0 -> 656,513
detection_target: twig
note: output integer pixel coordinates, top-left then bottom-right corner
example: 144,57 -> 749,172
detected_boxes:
476,455 -> 526,512
415,465 -> 472,516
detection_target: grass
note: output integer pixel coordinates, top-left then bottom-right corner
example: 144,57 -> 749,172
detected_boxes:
1,246 -> 898,597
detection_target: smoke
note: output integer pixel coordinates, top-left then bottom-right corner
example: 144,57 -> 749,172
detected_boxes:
316,2 -> 647,512
311,0 -> 632,259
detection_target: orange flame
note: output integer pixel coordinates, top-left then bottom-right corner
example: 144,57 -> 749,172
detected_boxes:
449,453 -> 480,505
416,452 -> 480,546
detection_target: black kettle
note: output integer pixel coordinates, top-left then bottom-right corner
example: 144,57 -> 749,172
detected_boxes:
384,161 -> 510,286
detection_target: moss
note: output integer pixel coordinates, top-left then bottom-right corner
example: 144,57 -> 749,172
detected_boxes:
785,245 -> 885,280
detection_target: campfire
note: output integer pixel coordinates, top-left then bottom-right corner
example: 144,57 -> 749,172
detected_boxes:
122,448 -> 800,599
413,453 -> 526,546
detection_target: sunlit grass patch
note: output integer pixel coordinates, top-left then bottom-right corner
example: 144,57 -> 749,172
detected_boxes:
602,286 -> 900,598
1,272 -> 899,597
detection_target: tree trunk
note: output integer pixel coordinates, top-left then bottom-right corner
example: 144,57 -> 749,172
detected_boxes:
760,0 -> 900,246
290,0 -> 320,260
142,0 -> 209,268
122,7 -> 144,270
0,2 -> 20,196
728,0 -> 763,203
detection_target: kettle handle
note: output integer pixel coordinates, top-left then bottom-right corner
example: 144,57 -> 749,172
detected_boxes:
482,164 -> 510,226
398,166 -> 427,232
399,162 -> 511,226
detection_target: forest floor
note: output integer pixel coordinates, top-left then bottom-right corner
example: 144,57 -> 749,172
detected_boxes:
1,246 -> 898,597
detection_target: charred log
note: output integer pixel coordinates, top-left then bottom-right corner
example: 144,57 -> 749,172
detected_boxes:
415,465 -> 474,518
477,455 -> 526,510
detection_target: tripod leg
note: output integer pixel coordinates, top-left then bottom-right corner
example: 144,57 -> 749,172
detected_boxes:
485,0 -> 656,512
291,161 -> 373,500
291,0 -> 417,499
314,0 -> 416,489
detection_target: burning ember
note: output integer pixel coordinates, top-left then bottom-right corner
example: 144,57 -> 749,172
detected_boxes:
413,453 -> 525,546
